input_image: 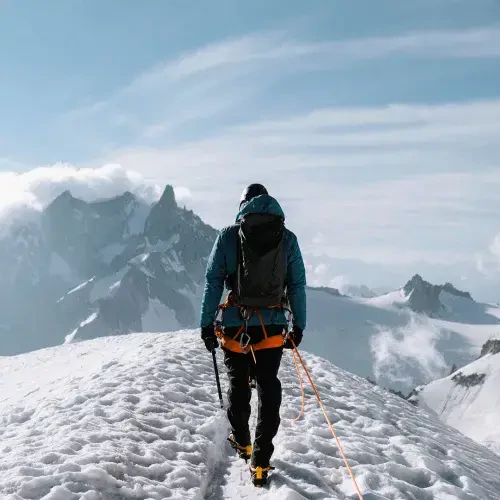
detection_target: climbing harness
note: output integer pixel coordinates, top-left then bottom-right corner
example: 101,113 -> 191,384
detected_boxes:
213,294 -> 287,355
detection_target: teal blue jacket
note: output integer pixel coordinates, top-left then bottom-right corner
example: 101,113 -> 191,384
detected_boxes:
200,195 -> 307,330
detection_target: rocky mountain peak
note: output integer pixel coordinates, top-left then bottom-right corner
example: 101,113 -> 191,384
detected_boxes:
144,185 -> 178,243
403,274 -> 443,315
403,274 -> 474,317
0,185 -> 218,355
158,185 -> 176,210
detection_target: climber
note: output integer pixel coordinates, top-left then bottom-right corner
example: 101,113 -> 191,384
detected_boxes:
200,183 -> 307,487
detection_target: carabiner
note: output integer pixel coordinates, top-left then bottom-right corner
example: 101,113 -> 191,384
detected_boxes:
240,331 -> 251,350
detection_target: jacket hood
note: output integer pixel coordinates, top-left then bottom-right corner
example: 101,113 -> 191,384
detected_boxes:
236,194 -> 285,222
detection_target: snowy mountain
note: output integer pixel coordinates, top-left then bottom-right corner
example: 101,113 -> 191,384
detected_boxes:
400,274 -> 492,322
1,331 -> 500,499
338,283 -> 377,298
302,282 -> 500,394
411,339 -> 500,456
0,186 -> 217,356
3,184 -> 500,401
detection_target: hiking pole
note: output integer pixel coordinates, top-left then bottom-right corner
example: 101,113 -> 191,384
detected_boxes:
211,349 -> 224,409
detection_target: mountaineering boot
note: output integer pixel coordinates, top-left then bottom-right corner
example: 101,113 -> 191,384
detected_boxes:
249,465 -> 274,487
227,433 -> 252,461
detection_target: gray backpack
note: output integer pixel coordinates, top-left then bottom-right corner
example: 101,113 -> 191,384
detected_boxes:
233,213 -> 286,308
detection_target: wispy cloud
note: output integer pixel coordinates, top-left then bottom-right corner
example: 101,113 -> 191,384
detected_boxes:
123,25 -> 500,91
99,98 -> 500,265
476,234 -> 500,277
370,315 -> 449,389
60,25 -> 500,146
48,25 -> 500,293
125,25 -> 500,90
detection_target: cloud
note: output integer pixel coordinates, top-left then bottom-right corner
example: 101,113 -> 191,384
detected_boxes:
476,233 -> 500,277
97,97 -> 500,269
25,26 -> 500,286
0,164 -> 163,221
101,26 -> 500,95
124,26 -> 500,94
173,186 -> 193,203
370,315 -> 449,388
59,25 -> 500,150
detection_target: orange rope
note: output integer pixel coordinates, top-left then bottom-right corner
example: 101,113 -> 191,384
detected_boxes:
249,345 -> 257,364
286,349 -> 305,422
291,339 -> 364,500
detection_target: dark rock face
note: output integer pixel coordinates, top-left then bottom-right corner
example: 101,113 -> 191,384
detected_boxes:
403,274 -> 443,316
402,274 -> 473,317
479,339 -> 500,358
451,372 -> 486,387
442,282 -> 473,301
0,186 -> 217,355
307,286 -> 343,297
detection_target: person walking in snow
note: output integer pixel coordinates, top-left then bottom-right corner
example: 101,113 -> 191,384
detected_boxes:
200,183 -> 307,487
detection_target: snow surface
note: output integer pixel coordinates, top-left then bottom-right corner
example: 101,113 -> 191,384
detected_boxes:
362,289 -> 409,309
417,350 -> 500,456
66,278 -> 96,297
1,331 -> 500,499
64,313 -> 99,344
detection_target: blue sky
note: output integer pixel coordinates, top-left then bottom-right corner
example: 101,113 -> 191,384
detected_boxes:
1,0 -> 500,299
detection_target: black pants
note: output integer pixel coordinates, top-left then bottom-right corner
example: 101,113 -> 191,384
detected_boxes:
223,345 -> 283,467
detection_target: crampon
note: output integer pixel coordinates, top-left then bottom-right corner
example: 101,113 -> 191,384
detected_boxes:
249,465 -> 275,487
227,434 -> 252,461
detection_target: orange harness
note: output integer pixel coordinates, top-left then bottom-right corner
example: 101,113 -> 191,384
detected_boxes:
214,296 -> 287,355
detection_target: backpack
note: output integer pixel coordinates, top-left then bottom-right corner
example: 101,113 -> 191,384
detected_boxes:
233,213 -> 286,308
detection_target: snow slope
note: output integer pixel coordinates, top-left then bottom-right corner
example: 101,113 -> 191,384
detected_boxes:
414,346 -> 500,456
1,331 -> 500,499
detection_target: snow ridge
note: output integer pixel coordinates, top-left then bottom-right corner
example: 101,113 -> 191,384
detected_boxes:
1,331 -> 500,499
414,343 -> 500,456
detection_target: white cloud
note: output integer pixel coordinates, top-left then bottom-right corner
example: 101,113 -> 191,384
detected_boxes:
119,26 -> 500,92
476,234 -> 500,277
20,26 -> 500,292
96,97 -> 500,271
370,315 -> 449,388
60,25 -> 500,147
0,164 -> 163,221
173,186 -> 193,203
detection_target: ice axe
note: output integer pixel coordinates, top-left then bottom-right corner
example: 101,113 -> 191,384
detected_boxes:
211,349 -> 224,409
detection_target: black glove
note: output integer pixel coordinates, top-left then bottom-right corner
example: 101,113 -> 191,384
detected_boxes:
201,325 -> 219,352
284,326 -> 303,349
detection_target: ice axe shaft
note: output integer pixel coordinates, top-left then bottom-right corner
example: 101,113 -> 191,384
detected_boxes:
212,350 -> 224,408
